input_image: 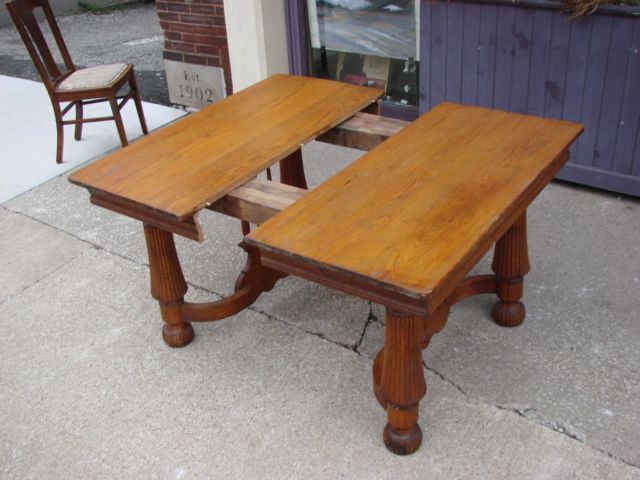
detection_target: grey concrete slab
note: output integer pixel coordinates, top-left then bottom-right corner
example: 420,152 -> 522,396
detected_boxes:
1,247 -> 638,479
252,276 -> 371,347
300,140 -> 363,188
4,174 -> 248,293
5,141 -> 640,470
357,314 -> 385,359
0,207 -> 87,302
4,175 -> 149,261
0,75 -> 184,203
364,181 -> 640,466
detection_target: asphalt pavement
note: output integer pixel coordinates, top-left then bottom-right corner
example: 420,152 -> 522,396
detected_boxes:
0,2 -> 170,106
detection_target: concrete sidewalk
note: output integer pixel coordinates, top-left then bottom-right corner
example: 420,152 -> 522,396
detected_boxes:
0,75 -> 185,203
1,114 -> 640,477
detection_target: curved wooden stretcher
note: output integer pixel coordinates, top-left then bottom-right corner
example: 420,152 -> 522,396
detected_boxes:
70,75 -> 583,455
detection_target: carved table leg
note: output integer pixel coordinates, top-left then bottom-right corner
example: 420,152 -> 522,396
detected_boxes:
372,303 -> 450,455
144,224 -> 194,347
378,308 -> 426,455
491,212 -> 531,327
279,148 -> 308,189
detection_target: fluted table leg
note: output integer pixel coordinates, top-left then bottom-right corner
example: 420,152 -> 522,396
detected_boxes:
491,212 -> 530,327
378,308 -> 426,455
144,224 -> 194,347
279,148 -> 307,189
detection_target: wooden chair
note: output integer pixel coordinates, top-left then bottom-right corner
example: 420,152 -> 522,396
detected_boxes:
5,0 -> 148,163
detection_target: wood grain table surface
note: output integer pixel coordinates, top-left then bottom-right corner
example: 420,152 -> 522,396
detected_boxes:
69,74 -> 381,221
246,102 -> 583,315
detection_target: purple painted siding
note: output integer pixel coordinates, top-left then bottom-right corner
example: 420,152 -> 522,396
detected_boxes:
284,0 -> 310,76
421,0 -> 640,197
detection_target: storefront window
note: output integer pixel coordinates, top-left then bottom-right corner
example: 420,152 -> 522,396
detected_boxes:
307,1 -> 419,109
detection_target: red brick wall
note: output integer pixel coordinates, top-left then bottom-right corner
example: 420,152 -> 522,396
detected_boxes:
156,0 -> 233,96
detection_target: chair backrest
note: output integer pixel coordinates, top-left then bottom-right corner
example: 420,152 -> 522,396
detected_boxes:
5,0 -> 75,91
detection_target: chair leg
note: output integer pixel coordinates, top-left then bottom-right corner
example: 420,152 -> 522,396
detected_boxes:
109,95 -> 128,147
74,101 -> 83,141
129,73 -> 148,135
54,105 -> 64,164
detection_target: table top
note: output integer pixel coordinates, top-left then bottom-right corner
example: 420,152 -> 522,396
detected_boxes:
69,75 -> 381,221
246,102 -> 583,313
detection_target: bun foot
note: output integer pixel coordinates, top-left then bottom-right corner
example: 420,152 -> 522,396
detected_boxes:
383,422 -> 422,455
491,301 -> 525,327
162,322 -> 194,347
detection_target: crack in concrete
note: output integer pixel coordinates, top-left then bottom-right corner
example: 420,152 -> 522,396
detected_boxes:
3,208 -> 148,268
369,306 -> 384,325
246,295 -> 640,471
352,303 -> 374,353
172,275 -> 369,354
425,363 -> 640,471
180,275 -> 375,355
247,304 -> 357,352
494,404 -> 640,470
0,249 -> 85,307
423,361 -> 468,396
595,447 -> 640,470
495,403 -> 534,417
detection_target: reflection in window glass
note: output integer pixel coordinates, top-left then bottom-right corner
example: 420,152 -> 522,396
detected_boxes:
307,0 -> 419,108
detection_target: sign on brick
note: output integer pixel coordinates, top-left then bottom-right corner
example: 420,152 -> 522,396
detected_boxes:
164,59 -> 226,109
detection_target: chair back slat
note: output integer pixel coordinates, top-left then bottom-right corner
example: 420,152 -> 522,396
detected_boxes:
5,0 -> 75,89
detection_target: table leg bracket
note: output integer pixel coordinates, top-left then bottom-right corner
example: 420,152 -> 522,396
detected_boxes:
144,224 -> 284,347
180,245 -> 285,323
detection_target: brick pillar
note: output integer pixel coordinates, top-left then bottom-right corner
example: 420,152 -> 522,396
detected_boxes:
156,0 -> 233,103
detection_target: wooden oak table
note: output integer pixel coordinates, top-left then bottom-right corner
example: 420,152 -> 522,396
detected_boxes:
70,75 -> 583,455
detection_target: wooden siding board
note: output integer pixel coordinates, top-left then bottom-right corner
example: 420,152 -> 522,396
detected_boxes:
544,13 -> 570,120
510,8 -> 534,114
526,9 -> 553,118
577,16 -> 614,167
477,4 -> 498,108
285,0 -> 309,76
419,3 -> 430,113
429,5 -> 448,107
634,126 -> 640,176
556,162 -> 640,197
562,19 -> 591,125
616,21 -> 640,175
594,17 -> 635,172
561,17 -> 591,170
493,6 -> 516,110
446,2 -> 464,102
461,3 -> 481,105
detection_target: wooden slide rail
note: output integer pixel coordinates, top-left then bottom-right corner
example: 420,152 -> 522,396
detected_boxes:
208,112 -> 409,224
